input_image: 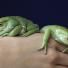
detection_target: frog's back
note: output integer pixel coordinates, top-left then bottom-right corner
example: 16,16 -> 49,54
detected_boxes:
41,25 -> 68,32
50,25 -> 68,46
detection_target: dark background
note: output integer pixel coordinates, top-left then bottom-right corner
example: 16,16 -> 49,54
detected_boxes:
0,0 -> 68,28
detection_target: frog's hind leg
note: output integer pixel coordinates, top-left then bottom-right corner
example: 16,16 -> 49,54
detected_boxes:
21,27 -> 39,37
21,24 -> 39,37
38,28 -> 51,54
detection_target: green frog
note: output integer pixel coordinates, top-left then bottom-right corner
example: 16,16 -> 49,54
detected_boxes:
39,25 -> 68,54
0,16 -> 39,37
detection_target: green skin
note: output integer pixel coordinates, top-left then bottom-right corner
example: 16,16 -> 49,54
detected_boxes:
11,16 -> 39,36
0,16 -> 39,37
40,25 -> 68,54
0,17 -> 22,36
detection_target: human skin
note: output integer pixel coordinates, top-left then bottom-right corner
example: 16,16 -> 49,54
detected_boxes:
0,33 -> 67,68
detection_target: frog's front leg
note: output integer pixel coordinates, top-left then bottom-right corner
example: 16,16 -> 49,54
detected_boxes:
8,25 -> 22,36
0,25 -> 22,37
38,28 -> 51,54
1,33 -> 8,37
21,24 -> 39,37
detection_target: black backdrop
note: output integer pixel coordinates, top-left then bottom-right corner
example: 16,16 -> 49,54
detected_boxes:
0,0 -> 68,28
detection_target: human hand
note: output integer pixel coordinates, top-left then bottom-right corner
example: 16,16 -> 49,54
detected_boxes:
19,34 -> 68,68
0,33 -> 67,68
22,46 -> 68,68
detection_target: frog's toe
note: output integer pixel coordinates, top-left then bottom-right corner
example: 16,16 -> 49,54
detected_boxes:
38,47 -> 45,51
20,34 -> 28,37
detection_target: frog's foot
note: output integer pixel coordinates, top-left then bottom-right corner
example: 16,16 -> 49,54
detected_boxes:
21,33 -> 28,37
38,47 -> 48,55
62,48 -> 68,53
21,28 -> 39,37
38,46 -> 45,51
